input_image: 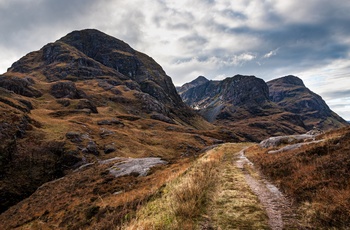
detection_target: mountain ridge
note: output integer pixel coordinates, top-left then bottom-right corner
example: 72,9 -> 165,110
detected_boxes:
177,74 -> 347,140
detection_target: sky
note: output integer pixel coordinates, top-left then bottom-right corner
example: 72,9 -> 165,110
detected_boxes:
0,0 -> 350,120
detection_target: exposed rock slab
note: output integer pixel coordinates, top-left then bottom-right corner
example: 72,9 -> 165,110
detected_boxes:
107,157 -> 167,177
267,140 -> 324,154
259,134 -> 316,148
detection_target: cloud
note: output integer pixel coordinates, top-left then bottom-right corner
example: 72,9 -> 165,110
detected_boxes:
0,0 -> 350,118
263,48 -> 279,58
322,90 -> 350,99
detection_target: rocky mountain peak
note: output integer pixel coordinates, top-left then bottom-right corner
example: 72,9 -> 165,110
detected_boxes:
178,74 -> 277,124
220,75 -> 270,106
268,75 -> 305,87
189,76 -> 209,86
267,75 -> 347,129
58,29 -> 135,56
176,75 -> 209,94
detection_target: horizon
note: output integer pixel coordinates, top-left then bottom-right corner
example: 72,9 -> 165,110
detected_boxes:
0,0 -> 349,120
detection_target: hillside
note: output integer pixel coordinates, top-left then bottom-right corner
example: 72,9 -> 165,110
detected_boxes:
0,29 -> 221,215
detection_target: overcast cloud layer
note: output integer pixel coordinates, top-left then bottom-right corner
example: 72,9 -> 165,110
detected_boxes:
0,0 -> 350,119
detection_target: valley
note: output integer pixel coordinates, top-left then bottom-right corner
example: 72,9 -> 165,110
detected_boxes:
0,29 -> 349,229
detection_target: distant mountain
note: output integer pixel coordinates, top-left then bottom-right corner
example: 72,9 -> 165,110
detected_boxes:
178,74 -> 347,140
176,76 -> 209,95
178,75 -> 280,121
267,75 -> 347,130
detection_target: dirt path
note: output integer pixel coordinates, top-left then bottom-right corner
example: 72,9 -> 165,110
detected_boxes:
236,148 -> 299,230
207,143 -> 299,230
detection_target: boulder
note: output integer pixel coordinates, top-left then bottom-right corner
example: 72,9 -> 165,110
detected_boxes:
86,141 -> 99,155
75,99 -> 98,113
150,113 -> 175,124
259,134 -> 315,148
65,131 -> 82,143
50,82 -> 86,99
104,144 -> 116,154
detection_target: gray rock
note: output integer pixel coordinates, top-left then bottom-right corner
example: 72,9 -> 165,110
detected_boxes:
104,144 -> 116,154
268,140 -> 324,154
99,128 -> 115,138
259,134 -> 315,148
0,76 -> 42,98
150,113 -> 175,124
57,99 -> 70,107
50,82 -> 86,99
86,141 -> 99,155
65,131 -> 82,143
107,157 -> 167,177
75,99 -> 98,113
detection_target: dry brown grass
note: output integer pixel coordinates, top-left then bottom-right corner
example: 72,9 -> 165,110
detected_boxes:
124,146 -> 224,229
0,157 -> 191,230
246,127 -> 350,229
207,143 -> 269,230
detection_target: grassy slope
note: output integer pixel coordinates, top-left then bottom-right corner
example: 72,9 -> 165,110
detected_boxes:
246,127 -> 350,229
0,72 -> 222,227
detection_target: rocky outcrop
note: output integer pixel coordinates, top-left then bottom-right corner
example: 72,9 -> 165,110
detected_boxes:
105,157 -> 167,177
50,81 -> 86,99
0,76 -> 42,98
75,99 -> 98,113
259,134 -> 316,148
267,75 -> 348,130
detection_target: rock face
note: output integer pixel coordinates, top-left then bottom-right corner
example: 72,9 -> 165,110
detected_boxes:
0,76 -> 42,97
267,75 -> 348,130
50,82 -> 86,99
179,75 -> 277,121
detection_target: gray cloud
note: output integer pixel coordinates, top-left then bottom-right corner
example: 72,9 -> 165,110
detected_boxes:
322,90 -> 350,99
0,0 -> 350,119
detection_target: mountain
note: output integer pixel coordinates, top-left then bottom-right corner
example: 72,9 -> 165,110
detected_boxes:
267,75 -> 347,129
178,74 -> 347,140
8,29 -> 200,125
176,76 -> 209,95
178,75 -> 280,121
0,29 -> 220,215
